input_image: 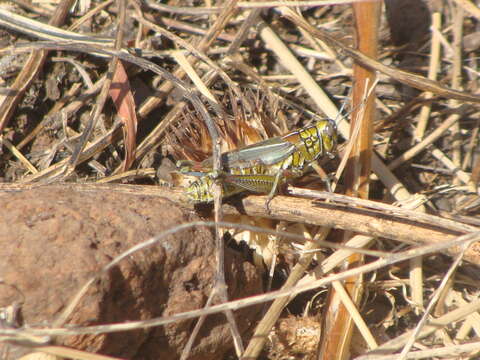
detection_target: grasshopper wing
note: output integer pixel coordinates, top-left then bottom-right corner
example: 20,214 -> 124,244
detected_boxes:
215,137 -> 296,171
199,137 -> 296,170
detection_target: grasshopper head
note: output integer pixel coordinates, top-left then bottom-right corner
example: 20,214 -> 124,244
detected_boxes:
319,119 -> 338,158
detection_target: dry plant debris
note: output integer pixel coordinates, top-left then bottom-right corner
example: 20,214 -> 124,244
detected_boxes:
0,0 -> 480,359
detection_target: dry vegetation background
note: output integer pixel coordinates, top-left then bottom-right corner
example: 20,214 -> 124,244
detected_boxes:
1,0 -> 480,359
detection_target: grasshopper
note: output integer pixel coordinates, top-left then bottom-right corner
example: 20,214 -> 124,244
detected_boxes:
178,119 -> 338,203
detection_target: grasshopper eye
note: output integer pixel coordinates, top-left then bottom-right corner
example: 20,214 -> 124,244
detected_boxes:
325,120 -> 336,137
323,121 -> 338,153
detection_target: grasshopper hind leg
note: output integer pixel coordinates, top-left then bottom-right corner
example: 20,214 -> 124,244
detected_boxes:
264,170 -> 285,213
221,173 -> 282,213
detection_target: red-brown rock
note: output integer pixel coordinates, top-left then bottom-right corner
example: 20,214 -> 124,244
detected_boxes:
0,185 -> 262,359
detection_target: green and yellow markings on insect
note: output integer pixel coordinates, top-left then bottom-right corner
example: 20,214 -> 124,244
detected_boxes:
177,119 -> 338,203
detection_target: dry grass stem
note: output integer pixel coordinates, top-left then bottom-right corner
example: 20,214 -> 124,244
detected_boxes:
415,10 -> 442,140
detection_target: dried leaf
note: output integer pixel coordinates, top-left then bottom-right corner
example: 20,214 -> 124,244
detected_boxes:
109,60 -> 137,170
